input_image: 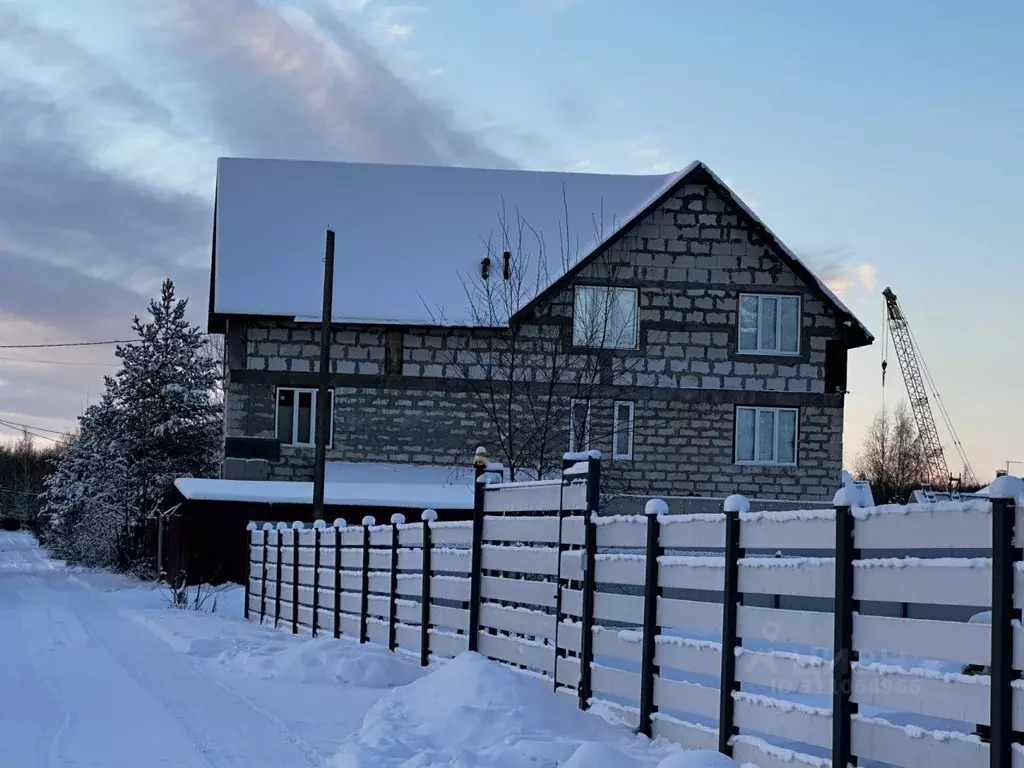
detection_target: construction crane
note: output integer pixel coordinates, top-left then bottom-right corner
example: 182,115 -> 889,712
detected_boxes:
882,287 -> 976,489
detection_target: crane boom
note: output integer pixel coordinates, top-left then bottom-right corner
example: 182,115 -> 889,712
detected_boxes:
881,287 -> 950,487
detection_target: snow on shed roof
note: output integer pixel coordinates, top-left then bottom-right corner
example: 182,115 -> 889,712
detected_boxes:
212,158 -> 677,326
175,461 -> 474,510
211,157 -> 872,345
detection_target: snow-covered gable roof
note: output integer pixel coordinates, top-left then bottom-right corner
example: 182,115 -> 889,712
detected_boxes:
210,158 -> 872,346
212,158 -> 678,327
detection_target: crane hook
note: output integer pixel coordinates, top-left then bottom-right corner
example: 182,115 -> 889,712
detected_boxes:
881,358 -> 887,387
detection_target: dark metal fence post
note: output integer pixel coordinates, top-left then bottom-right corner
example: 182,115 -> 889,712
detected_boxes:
990,477 -> 1023,768
333,519 -> 344,639
718,494 -> 747,756
637,499 -> 666,737
832,493 -> 858,768
468,447 -> 488,652
291,522 -> 301,635
274,524 -> 284,628
420,509 -> 436,667
360,515 -> 374,644
312,521 -> 323,637
245,522 -> 256,620
553,456 -> 575,693
388,513 -> 404,652
260,525 -> 269,624
577,454 -> 601,711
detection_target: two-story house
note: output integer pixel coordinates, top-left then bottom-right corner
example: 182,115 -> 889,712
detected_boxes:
208,158 -> 872,501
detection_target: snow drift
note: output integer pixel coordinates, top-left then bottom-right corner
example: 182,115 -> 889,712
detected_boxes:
330,651 -> 688,767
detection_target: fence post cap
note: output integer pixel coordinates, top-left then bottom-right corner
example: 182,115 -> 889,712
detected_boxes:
645,498 -> 669,516
833,486 -> 858,508
989,475 -> 1024,501
390,513 -> 406,525
313,519 -> 327,529
291,521 -> 305,530
361,515 -> 376,526
262,522 -> 274,532
276,522 -> 289,531
246,522 -> 258,531
421,509 -> 439,522
333,518 -> 347,529
723,494 -> 750,513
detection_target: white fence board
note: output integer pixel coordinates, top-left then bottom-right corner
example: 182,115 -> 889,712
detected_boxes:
367,550 -> 392,570
733,694 -> 831,750
483,483 -> 563,514
297,566 -> 315,586
658,515 -> 725,549
560,589 -> 645,624
658,597 -> 723,635
650,716 -> 718,752
340,549 -> 363,569
561,550 -> 584,581
655,638 -> 721,676
396,549 -> 423,570
740,514 -> 834,550
561,483 -> 588,512
395,622 -> 421,651
556,655 -> 581,688
396,575 -> 422,596
366,595 -> 390,619
483,515 -> 562,544
340,571 -> 362,591
730,738 -> 823,768
855,505 -> 992,550
368,572 -> 391,594
477,633 -> 554,674
736,649 -> 832,695
594,518 -> 648,548
298,529 -> 316,546
430,604 -> 469,632
851,665 -> 989,725
562,516 -> 585,546
854,614 -> 990,666
852,715 -> 989,768
427,629 -> 466,658
739,559 -> 835,598
366,619 -> 389,644
595,555 -> 646,586
652,677 -> 719,720
369,527 -> 392,547
556,620 -> 582,653
589,626 -> 643,663
431,549 -> 472,573
658,558 -> 724,591
429,525 -> 473,546
481,575 -> 556,607
855,560 -> 990,606
431,576 -> 470,602
397,526 -> 423,547
479,604 -> 555,639
738,605 -> 832,648
590,664 -> 642,703
481,545 -> 558,576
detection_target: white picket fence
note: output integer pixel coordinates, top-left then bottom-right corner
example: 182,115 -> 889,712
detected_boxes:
245,471 -> 1024,768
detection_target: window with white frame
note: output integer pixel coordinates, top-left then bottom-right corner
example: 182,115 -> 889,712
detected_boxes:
612,401 -> 634,460
276,388 -> 334,447
735,406 -> 797,466
568,398 -> 591,453
572,286 -> 638,349
738,294 -> 800,354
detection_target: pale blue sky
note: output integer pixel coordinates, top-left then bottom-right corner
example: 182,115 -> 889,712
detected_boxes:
0,0 -> 1020,478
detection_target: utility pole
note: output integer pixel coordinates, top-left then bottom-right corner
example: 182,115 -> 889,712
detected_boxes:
1006,461 -> 1022,476
312,229 -> 335,521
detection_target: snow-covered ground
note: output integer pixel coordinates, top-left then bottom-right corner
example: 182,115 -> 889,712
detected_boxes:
0,531 -> 732,767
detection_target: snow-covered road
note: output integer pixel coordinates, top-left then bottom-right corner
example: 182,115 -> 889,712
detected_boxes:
0,531 -> 385,768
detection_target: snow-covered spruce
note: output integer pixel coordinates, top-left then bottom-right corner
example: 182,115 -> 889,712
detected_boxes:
41,279 -> 221,571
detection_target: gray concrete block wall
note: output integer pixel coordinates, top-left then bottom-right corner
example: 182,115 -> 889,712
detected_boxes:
223,178 -> 850,499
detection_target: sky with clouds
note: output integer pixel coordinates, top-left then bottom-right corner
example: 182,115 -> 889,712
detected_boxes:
1,0 -> 1021,479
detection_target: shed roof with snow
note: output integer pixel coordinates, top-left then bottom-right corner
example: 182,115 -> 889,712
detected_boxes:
209,158 -> 872,346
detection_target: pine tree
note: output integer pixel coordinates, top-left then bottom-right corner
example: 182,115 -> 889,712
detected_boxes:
41,279 -> 222,569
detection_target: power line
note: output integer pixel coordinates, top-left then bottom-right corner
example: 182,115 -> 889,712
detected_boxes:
0,356 -> 118,368
0,420 -> 65,444
0,418 -> 69,436
0,339 -> 136,350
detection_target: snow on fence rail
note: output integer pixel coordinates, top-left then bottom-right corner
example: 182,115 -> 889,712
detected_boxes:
245,465 -> 1024,768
